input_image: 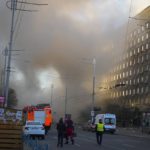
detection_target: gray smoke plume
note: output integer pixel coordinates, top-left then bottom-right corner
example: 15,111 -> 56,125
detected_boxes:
0,0 -> 149,121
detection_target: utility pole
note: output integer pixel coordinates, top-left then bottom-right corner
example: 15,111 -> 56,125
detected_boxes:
64,87 -> 67,115
91,58 -> 96,123
50,84 -> 54,108
4,0 -> 16,107
2,47 -> 8,97
4,0 -> 48,107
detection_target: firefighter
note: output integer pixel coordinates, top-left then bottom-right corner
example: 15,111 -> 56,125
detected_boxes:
95,119 -> 104,145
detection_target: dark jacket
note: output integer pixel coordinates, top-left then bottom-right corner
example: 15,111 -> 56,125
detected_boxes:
57,121 -> 66,134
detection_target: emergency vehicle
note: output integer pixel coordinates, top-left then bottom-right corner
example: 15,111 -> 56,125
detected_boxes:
23,104 -> 53,130
94,113 -> 116,133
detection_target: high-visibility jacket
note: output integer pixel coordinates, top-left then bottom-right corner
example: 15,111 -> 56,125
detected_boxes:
45,114 -> 52,126
97,123 -> 104,132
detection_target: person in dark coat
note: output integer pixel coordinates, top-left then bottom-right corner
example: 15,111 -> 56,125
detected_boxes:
56,118 -> 66,147
65,117 -> 74,144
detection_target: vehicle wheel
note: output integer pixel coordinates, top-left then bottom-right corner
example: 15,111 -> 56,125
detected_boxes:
41,135 -> 45,140
111,131 -> 114,134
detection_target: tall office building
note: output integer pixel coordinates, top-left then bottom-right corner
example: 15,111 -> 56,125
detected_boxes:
102,6 -> 150,111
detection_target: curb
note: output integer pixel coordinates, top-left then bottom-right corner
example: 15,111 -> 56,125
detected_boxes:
116,131 -> 150,139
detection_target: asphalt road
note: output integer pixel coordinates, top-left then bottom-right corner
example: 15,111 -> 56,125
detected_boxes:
24,127 -> 150,150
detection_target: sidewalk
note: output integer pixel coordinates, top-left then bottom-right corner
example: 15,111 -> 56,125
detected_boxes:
116,127 -> 150,138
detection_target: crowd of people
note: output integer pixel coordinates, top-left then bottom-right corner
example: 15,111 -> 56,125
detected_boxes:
56,116 -> 75,147
56,116 -> 105,148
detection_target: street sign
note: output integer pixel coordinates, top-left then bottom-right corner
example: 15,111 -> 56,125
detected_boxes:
91,110 -> 95,117
0,97 -> 4,103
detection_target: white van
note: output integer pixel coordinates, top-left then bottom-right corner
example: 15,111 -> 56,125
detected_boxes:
94,114 -> 116,134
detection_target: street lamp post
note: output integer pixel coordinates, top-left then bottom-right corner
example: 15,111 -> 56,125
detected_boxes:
50,84 -> 54,108
91,58 -> 96,123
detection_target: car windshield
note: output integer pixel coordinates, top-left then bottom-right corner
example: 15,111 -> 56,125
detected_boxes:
27,122 -> 41,125
104,118 -> 115,125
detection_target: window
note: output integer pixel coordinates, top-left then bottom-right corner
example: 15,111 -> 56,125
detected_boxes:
145,75 -> 148,82
134,49 -> 136,55
133,59 -> 136,65
104,118 -> 115,125
123,72 -> 125,78
138,48 -> 140,53
123,63 -> 125,68
137,68 -> 139,74
137,88 -> 139,94
130,60 -> 132,66
126,71 -> 128,77
146,65 -> 149,71
130,51 -> 132,57
113,92 -> 115,98
142,45 -> 144,51
138,57 -> 140,63
137,78 -> 139,83
130,70 -> 132,76
133,79 -> 135,85
142,35 -> 144,41
133,69 -> 136,75
114,75 -> 116,80
120,73 -> 122,78
129,80 -> 132,85
126,62 -> 129,67
129,89 -> 131,95
146,23 -> 149,28
126,90 -> 128,96
142,56 -> 144,63
142,26 -> 145,31
141,66 -> 144,73
146,33 -> 149,39
141,76 -> 144,82
145,86 -> 149,93
123,91 -> 125,96
146,44 -> 149,49
117,74 -> 119,80
133,89 -> 135,94
138,38 -> 140,43
141,87 -> 144,94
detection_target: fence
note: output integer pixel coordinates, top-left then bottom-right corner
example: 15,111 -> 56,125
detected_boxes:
0,124 -> 23,150
23,135 -> 49,150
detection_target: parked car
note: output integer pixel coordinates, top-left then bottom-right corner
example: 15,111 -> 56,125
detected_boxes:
24,121 -> 45,139
82,120 -> 95,132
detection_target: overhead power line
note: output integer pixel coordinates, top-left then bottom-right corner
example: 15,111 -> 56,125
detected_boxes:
4,0 -> 48,107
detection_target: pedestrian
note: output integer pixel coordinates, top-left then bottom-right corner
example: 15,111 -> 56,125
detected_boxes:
56,117 -> 66,147
95,119 -> 104,145
65,116 -> 74,145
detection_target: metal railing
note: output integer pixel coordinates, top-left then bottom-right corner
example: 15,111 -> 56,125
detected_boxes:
23,135 -> 49,150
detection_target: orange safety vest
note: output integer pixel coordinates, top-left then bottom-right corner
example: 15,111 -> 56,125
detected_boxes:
45,113 -> 52,126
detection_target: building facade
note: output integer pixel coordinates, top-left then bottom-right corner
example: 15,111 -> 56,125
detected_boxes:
103,6 -> 150,111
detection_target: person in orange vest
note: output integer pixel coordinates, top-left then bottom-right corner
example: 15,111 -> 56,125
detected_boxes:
44,114 -> 52,135
95,119 -> 105,145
